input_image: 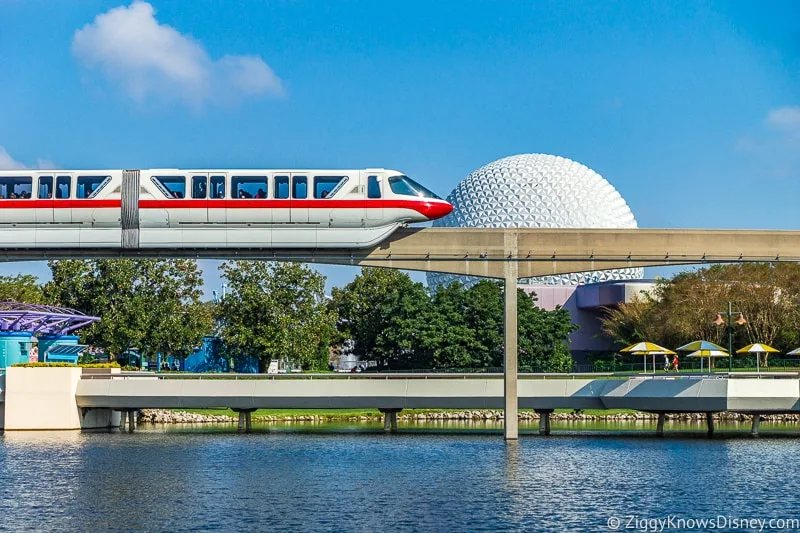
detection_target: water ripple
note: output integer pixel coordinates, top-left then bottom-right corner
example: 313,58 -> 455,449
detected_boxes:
1,426 -> 799,532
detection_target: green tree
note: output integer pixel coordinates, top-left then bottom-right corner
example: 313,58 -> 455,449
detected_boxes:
337,272 -> 579,372
518,295 -> 576,372
462,281 -> 505,367
44,259 -> 211,362
217,261 -> 337,371
330,268 -> 423,359
460,280 -> 576,372
425,282 -> 483,368
373,281 -> 434,369
599,263 -> 800,365
0,274 -> 44,303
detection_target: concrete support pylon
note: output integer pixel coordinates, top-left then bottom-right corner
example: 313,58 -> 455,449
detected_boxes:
751,414 -> 762,437
535,409 -> 553,436
706,412 -> 715,437
127,410 -> 136,433
233,409 -> 255,433
656,413 -> 665,437
503,256 -> 519,441
379,408 -> 401,433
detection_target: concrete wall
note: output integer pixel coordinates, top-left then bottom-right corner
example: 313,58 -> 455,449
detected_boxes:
75,375 -> 800,413
2,367 -> 119,430
522,281 -> 656,357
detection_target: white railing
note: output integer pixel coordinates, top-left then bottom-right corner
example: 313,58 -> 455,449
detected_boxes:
81,371 -> 621,381
79,370 -> 800,381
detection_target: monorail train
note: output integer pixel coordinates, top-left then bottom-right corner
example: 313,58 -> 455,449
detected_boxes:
0,169 -> 453,249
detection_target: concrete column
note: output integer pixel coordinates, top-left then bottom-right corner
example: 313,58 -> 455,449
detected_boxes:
706,412 -> 715,437
535,409 -> 552,436
504,259 -> 519,441
126,410 -> 136,433
233,409 -> 255,433
751,414 -> 762,437
379,408 -> 401,432
656,413 -> 665,437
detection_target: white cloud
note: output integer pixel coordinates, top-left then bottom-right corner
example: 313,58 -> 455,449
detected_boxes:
766,106 -> 800,138
0,147 -> 26,170
72,1 -> 284,107
0,147 -> 55,170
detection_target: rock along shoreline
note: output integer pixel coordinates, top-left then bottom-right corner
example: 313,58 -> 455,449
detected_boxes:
136,409 -> 800,425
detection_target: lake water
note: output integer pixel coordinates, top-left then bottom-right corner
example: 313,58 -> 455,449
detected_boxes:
2,422 -> 800,532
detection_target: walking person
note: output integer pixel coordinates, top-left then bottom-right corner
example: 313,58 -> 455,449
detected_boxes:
672,354 -> 680,373
663,353 -> 671,373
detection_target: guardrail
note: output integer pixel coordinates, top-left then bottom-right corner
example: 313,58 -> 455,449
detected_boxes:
82,371 -> 619,380
79,370 -> 800,380
353,360 -> 800,374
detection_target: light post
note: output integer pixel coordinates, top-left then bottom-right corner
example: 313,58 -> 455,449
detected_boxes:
714,302 -> 746,372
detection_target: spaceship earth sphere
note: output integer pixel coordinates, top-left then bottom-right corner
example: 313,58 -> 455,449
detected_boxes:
426,154 -> 644,290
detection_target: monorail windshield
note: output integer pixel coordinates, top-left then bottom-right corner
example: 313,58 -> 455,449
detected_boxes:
388,175 -> 441,199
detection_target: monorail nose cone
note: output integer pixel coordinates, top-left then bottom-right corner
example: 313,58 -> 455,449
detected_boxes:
422,201 -> 454,220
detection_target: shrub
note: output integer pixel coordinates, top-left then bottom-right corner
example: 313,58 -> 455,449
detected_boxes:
11,362 -> 121,368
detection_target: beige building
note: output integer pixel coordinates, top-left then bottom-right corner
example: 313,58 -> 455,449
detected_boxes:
521,279 -> 656,363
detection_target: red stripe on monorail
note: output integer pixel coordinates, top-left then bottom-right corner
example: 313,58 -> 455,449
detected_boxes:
0,198 -> 453,219
0,199 -> 121,208
137,199 -> 444,211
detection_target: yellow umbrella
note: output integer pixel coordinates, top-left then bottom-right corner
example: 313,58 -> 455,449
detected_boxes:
621,342 -> 676,354
676,340 -> 727,352
620,342 -> 676,373
687,349 -> 729,373
736,343 -> 780,373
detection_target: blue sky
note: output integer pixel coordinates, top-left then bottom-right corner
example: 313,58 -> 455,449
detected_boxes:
0,0 -> 798,294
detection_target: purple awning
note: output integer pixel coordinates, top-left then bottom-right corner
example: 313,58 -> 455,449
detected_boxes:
0,301 -> 100,335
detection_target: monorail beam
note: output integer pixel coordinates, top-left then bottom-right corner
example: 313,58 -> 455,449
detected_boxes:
347,258 -> 673,279
1,228 -> 800,278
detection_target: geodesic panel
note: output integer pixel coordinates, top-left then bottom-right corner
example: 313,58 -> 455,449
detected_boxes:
427,153 -> 644,290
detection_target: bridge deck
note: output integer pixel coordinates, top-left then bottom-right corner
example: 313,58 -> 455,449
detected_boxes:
75,373 -> 800,413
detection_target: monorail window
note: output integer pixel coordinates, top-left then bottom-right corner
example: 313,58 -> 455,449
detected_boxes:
388,175 -> 441,199
191,176 -> 207,199
292,176 -> 307,199
367,176 -> 381,199
77,176 -> 110,199
0,176 -> 32,199
210,176 -> 225,199
153,176 -> 186,199
55,176 -> 70,199
314,176 -> 347,199
274,176 -> 289,199
232,176 -> 268,199
38,176 -> 53,199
